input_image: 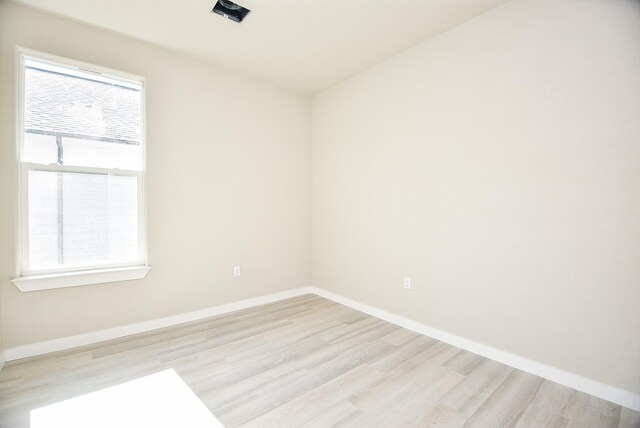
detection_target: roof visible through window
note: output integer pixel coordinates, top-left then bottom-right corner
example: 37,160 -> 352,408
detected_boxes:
24,59 -> 142,145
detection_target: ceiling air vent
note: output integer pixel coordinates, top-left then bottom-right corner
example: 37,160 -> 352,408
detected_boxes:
212,0 -> 250,23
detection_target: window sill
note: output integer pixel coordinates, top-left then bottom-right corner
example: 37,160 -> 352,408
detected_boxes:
11,265 -> 151,292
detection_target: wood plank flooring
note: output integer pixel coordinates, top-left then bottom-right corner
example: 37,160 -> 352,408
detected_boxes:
0,294 -> 638,427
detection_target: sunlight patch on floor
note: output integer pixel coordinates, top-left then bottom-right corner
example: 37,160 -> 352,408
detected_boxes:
30,369 -> 223,428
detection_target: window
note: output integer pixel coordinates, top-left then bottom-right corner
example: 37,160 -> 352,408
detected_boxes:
13,50 -> 149,291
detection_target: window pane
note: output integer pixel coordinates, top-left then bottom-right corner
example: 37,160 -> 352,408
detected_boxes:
28,170 -> 60,270
23,59 -> 142,170
62,137 -> 142,170
23,133 -> 58,165
28,170 -> 139,271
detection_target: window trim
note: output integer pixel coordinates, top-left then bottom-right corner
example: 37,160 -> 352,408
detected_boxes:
12,48 -> 149,291
12,266 -> 152,292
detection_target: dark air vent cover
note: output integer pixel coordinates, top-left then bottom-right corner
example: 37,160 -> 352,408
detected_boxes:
212,0 -> 251,23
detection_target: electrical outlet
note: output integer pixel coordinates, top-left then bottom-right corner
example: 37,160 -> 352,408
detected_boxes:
404,276 -> 411,289
234,266 -> 241,277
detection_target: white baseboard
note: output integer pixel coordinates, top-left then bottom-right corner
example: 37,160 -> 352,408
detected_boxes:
0,350 -> 5,371
309,286 -> 640,412
3,286 -> 313,362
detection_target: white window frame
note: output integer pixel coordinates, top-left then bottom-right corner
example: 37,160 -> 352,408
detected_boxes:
11,48 -> 150,292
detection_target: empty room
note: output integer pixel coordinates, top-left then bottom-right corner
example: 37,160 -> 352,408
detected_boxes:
0,0 -> 638,426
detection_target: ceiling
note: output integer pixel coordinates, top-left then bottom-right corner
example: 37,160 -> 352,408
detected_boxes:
11,0 -> 511,93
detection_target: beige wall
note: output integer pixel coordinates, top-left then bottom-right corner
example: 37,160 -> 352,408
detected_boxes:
312,0 -> 640,394
0,2 -> 311,348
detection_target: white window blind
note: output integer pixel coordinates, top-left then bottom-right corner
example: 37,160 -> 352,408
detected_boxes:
19,53 -> 146,276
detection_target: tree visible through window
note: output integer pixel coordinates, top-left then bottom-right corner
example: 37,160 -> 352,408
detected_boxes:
19,54 -> 145,275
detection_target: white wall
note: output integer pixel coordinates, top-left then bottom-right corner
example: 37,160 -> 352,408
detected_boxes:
312,0 -> 640,395
0,2 -> 311,348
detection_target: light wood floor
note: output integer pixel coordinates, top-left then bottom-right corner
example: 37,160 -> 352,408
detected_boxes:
0,294 -> 638,427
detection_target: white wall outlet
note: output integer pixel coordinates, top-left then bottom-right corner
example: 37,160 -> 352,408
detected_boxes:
234,266 -> 241,277
404,276 -> 411,289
